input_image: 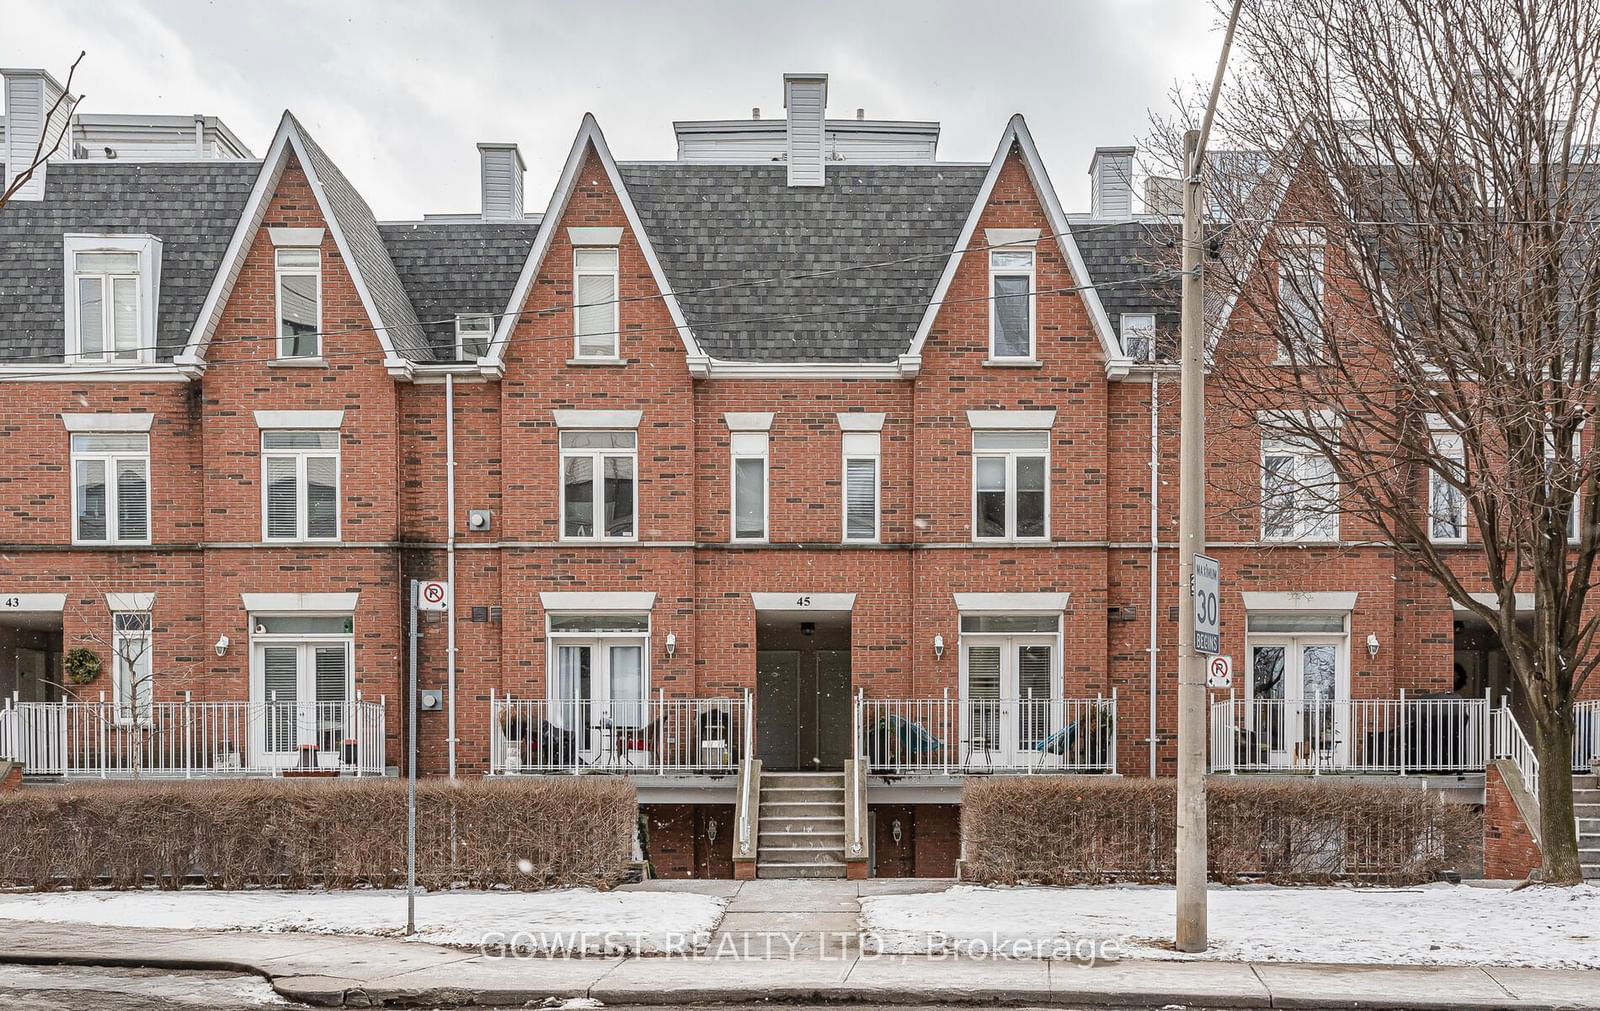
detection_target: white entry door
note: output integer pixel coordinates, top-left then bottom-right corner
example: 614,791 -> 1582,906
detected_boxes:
961,636 -> 1057,767
1247,636 -> 1344,768
253,641 -> 351,768
551,638 -> 646,766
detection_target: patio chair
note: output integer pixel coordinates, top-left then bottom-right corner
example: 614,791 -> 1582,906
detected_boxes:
869,714 -> 943,770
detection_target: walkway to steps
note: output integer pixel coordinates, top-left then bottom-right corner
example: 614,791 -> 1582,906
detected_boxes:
625,878 -> 952,957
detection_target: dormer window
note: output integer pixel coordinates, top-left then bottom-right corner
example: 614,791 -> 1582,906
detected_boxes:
275,248 -> 322,359
63,234 -> 161,365
456,313 -> 494,360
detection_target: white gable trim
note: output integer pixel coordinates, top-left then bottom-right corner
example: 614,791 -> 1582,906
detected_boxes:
905,115 -> 1126,380
178,113 -> 410,376
487,115 -> 705,375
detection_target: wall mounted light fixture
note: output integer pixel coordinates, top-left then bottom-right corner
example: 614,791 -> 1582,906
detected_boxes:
214,634 -> 229,658
933,633 -> 945,659
1366,633 -> 1380,658
665,632 -> 677,659
891,819 -> 903,844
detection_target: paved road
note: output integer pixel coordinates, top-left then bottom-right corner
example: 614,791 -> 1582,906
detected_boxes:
0,964 -> 293,1010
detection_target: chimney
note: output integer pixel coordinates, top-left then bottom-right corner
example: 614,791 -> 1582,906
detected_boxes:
783,73 -> 828,187
3,68 -> 73,201
1143,175 -> 1182,216
1089,145 -> 1136,218
477,142 -> 525,221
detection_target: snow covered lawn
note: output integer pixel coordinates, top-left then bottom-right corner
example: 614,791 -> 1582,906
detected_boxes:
0,888 -> 727,955
859,883 -> 1600,968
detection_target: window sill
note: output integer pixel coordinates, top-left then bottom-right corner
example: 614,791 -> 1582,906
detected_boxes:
267,357 -> 329,369
72,540 -> 152,548
558,536 -> 640,544
1261,537 -> 1341,546
262,537 -> 343,545
983,358 -> 1042,368
972,536 -> 1052,545
566,356 -> 628,367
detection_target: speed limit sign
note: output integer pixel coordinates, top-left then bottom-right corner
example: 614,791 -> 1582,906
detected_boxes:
1192,553 -> 1221,654
1206,654 -> 1233,689
417,580 -> 451,612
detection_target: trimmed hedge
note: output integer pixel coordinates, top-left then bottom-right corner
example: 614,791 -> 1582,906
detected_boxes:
962,776 -> 1480,886
0,777 -> 636,891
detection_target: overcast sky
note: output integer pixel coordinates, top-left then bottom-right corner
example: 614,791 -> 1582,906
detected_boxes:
6,0 -> 1223,220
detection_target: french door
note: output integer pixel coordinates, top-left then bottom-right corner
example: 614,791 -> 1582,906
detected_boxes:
1247,636 -> 1344,768
252,640 -> 351,768
961,636 -> 1057,767
551,638 -> 646,766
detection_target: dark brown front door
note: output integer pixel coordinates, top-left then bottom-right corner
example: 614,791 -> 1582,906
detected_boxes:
756,645 -> 852,770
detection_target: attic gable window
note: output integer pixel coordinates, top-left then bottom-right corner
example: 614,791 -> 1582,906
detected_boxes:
455,313 -> 494,360
989,247 -> 1036,360
63,235 -> 162,365
573,246 -> 620,360
275,248 -> 322,359
1121,313 -> 1156,362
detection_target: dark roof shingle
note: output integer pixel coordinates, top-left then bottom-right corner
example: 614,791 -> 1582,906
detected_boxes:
1071,219 -> 1181,358
379,221 -> 541,358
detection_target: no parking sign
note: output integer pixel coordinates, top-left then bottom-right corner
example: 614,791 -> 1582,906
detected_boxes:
1206,654 -> 1233,689
418,580 -> 451,612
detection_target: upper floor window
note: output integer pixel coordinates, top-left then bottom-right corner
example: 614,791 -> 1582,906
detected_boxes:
842,431 -> 880,543
455,313 -> 494,360
262,430 -> 339,541
973,430 -> 1049,540
1121,313 -> 1156,363
560,430 -> 636,539
1261,438 -> 1339,541
574,247 -> 620,359
1277,229 -> 1325,361
63,235 -> 160,365
72,433 -> 150,544
275,248 -> 322,359
731,431 -> 769,542
1429,431 -> 1466,543
989,248 -> 1036,360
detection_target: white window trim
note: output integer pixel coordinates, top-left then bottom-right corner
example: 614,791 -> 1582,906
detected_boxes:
573,245 -> 621,360
241,592 -> 361,613
552,409 -> 641,430
274,246 -> 323,360
111,609 -> 154,727
1545,426 -> 1583,545
267,227 -> 325,247
543,615 -> 651,727
987,246 -> 1037,362
1428,429 -> 1467,545
70,431 -> 151,546
966,410 -> 1055,430
1260,438 -> 1340,543
60,413 -> 155,433
971,434 -> 1051,543
63,234 -> 162,366
730,431 -> 769,543
1275,228 -> 1326,364
842,430 -> 881,543
455,313 -> 495,361
1120,313 -> 1156,362
260,431 -> 341,543
558,430 -> 638,542
254,410 -> 345,430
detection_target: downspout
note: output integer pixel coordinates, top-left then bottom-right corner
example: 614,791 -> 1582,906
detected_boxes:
1148,361 -> 1161,778
446,373 -> 458,779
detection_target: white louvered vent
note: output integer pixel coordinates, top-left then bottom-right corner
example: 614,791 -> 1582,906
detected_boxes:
478,143 -> 525,221
3,69 -> 73,201
1090,146 -> 1136,218
784,74 -> 828,188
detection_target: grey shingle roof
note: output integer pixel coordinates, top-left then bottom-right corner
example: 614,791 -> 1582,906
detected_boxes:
379,220 -> 541,359
290,115 -> 433,362
1071,219 -> 1181,359
618,162 -> 987,363
0,160 -> 258,364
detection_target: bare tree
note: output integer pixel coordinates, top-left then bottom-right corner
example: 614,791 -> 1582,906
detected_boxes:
0,51 -> 84,215
1158,0 -> 1600,881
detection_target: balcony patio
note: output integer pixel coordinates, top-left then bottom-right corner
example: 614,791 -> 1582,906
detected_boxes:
857,692 -> 1119,775
488,691 -> 750,775
0,696 -> 387,778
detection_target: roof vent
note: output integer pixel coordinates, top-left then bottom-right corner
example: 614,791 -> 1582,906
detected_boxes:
752,107 -> 761,120
2,68 -> 74,201
477,142 -> 525,221
1090,145 -> 1136,218
784,73 -> 828,188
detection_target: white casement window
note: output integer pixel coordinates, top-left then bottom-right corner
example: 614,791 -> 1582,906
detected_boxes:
262,431 -> 340,541
275,248 -> 322,359
1121,313 -> 1156,363
71,433 -> 150,544
842,431 -> 880,542
1261,439 -> 1339,541
574,247 -> 620,359
560,430 -> 636,539
1545,427 -> 1582,543
1429,431 -> 1467,543
972,431 -> 1049,540
455,313 -> 494,360
1277,229 -> 1326,361
989,248 -> 1036,360
111,610 -> 154,724
63,235 -> 160,364
731,431 -> 769,542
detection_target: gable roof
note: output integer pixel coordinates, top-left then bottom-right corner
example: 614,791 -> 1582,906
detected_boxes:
485,114 -> 702,374
379,220 -> 541,359
904,115 -> 1129,378
619,162 -> 986,364
0,160 -> 258,365
178,111 -> 431,374
1071,218 -> 1181,358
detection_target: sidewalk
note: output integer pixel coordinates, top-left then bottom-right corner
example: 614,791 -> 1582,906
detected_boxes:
2,917 -> 1597,1009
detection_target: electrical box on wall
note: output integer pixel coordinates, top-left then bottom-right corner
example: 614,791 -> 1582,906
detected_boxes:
468,509 -> 492,532
419,689 -> 443,712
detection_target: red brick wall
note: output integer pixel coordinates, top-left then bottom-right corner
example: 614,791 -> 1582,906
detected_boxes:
1483,762 -> 1541,880
871,803 -> 960,877
642,803 -> 734,879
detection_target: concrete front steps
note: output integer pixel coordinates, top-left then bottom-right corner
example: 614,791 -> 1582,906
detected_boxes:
756,771 -> 847,879
1576,772 -> 1599,881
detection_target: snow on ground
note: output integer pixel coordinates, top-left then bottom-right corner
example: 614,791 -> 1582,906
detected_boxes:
0,888 -> 726,955
859,882 -> 1600,968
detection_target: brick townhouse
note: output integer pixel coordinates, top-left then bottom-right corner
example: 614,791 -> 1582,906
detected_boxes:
1,68 -> 1594,879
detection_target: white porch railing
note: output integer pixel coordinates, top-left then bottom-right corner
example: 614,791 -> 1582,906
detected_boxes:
0,696 -> 386,778
488,691 -> 749,775
857,692 -> 1117,775
1575,699 -> 1600,772
1495,702 -> 1541,793
1209,694 -> 1491,774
